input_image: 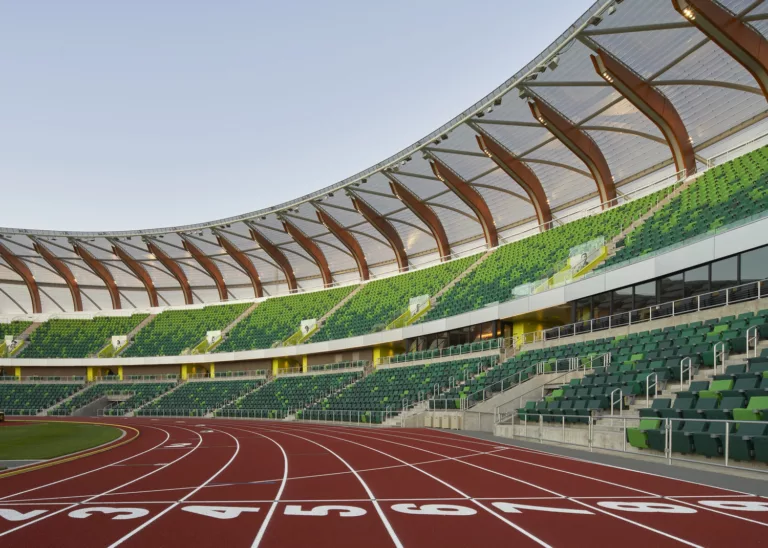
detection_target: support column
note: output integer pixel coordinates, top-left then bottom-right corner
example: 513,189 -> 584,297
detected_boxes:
14,366 -> 21,380
302,355 -> 308,374
87,367 -> 94,382
117,366 -> 124,381
210,364 -> 216,379
181,364 -> 188,380
271,358 -> 280,377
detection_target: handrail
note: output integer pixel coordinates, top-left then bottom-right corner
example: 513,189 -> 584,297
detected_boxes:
646,372 -> 658,408
713,342 -> 726,377
507,277 -> 768,350
679,357 -> 693,392
747,326 -> 760,360
609,388 -> 622,417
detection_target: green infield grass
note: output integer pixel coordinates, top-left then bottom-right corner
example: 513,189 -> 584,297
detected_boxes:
0,422 -> 123,460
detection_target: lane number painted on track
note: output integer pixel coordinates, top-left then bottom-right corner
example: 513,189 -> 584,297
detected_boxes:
0,509 -> 47,522
182,506 -> 261,519
284,505 -> 366,517
391,504 -> 476,516
2,500 -> 766,523
69,508 -> 150,520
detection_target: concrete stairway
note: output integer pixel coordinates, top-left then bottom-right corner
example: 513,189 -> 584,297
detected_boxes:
221,302 -> 260,337
40,383 -> 90,416
605,173 -> 701,258
431,249 -> 494,305
128,380 -> 186,417
116,314 -> 157,357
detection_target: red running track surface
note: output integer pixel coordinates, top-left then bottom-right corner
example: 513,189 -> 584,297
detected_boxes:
0,417 -> 766,547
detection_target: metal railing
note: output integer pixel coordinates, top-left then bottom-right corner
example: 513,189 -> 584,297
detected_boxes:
507,278 -> 767,351
376,338 -> 503,367
135,408 -> 216,417
308,361 -> 368,372
504,413 -> 768,475
0,376 -> 86,383
1,409 -> 43,416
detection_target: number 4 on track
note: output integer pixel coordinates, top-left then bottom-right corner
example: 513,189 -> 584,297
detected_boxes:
182,506 -> 261,519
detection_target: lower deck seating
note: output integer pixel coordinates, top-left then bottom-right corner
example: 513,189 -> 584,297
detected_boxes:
136,379 -> 261,416
217,372 -> 360,418
0,383 -> 83,415
49,382 -> 175,416
305,357 -> 493,423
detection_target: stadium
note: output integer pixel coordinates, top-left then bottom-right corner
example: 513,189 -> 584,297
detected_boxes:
2,0 -> 768,545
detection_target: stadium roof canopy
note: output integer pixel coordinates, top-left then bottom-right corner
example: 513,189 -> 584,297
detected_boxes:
3,0 -> 768,314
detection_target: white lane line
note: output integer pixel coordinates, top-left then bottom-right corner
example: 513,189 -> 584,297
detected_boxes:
348,428 -> 659,496
257,423 -> 551,547
243,430 -> 288,548
665,497 -> 768,528
21,449 -> 506,502
226,424 -> 403,548
569,498 -> 703,548
422,428 -> 754,496
107,427 -> 241,548
282,423 -> 711,547
0,426 -> 204,540
0,426 -> 171,502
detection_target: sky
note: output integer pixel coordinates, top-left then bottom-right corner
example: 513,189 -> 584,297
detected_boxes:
0,0 -> 595,232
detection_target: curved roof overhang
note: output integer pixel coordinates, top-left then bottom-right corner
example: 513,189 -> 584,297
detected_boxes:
3,0 -> 768,312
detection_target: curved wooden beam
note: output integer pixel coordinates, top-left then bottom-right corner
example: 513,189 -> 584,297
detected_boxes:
429,158 -> 499,247
72,242 -> 121,310
0,241 -> 41,313
215,233 -> 263,298
351,195 -> 409,272
475,131 -> 553,230
281,219 -> 332,287
385,174 -> 451,260
31,238 -> 82,312
315,207 -> 369,281
248,226 -> 298,291
529,98 -> 617,207
591,48 -> 697,176
111,242 -> 159,307
180,237 -> 227,301
672,0 -> 768,100
146,241 -> 193,305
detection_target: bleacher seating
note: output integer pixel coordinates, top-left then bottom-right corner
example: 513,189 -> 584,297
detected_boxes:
312,254 -> 480,342
0,321 -> 32,340
516,310 -> 768,417
216,286 -> 355,352
304,357 -> 494,423
218,372 -> 360,418
21,315 -> 148,359
0,383 -> 83,415
422,190 -> 663,323
123,304 -> 249,357
603,146 -> 768,269
49,382 -> 175,416
136,379 -> 260,416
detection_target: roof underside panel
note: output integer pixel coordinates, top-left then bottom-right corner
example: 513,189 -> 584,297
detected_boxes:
586,128 -> 672,183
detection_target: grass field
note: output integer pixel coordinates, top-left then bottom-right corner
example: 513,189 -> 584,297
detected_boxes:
0,422 -> 122,460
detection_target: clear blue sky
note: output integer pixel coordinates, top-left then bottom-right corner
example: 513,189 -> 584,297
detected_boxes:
0,0 -> 595,232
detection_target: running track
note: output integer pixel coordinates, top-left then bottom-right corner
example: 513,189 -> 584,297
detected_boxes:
0,418 -> 766,547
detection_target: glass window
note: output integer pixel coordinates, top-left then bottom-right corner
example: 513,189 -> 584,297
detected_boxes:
684,265 -> 709,297
575,297 -> 591,322
660,273 -> 684,302
593,291 -> 611,319
612,287 -> 633,314
741,246 -> 768,283
711,256 -> 738,291
634,281 -> 657,309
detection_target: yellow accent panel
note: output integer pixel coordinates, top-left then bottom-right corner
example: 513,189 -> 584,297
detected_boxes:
210,364 -> 216,379
117,366 -> 123,381
87,367 -> 94,382
574,246 -> 608,279
302,356 -> 308,374
181,364 -> 188,380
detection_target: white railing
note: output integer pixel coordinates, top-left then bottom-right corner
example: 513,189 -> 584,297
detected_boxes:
507,278 -> 767,351
376,338 -> 503,367
505,414 -> 768,474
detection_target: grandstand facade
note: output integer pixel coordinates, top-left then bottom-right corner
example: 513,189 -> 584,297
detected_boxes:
3,1 -> 768,471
